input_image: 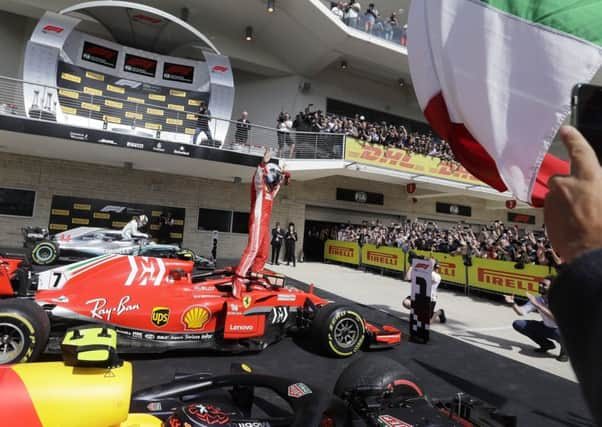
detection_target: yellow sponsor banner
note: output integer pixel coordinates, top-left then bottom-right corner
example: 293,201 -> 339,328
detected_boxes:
151,210 -> 162,217
170,232 -> 183,239
173,219 -> 184,226
93,212 -> 110,219
49,223 -> 68,231
85,71 -> 105,81
185,128 -> 195,135
414,250 -> 466,286
148,94 -> 166,102
106,84 -> 125,94
324,240 -> 359,265
146,107 -> 164,116
73,203 -> 91,211
169,104 -> 185,112
145,122 -> 161,130
188,99 -> 201,106
166,118 -> 183,126
186,113 -> 197,120
127,96 -> 145,104
105,99 -> 123,109
51,209 -> 69,216
104,115 -> 121,124
468,258 -> 555,297
170,89 -> 186,97
58,89 -> 79,99
83,86 -> 102,96
150,224 -> 160,231
344,138 -> 484,186
112,221 -> 127,228
61,106 -> 77,115
361,244 -> 404,271
125,111 -> 143,120
72,218 -> 90,225
81,102 -> 100,112
61,72 -> 81,83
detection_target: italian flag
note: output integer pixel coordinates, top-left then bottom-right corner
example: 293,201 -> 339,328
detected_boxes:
408,0 -> 602,206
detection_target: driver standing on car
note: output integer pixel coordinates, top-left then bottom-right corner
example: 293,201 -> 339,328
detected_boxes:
233,148 -> 290,299
121,214 -> 149,240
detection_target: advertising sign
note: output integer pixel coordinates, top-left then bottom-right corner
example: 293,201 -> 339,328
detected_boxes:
361,244 -> 404,271
344,138 -> 484,186
124,53 -> 157,77
415,250 -> 466,286
48,195 -> 185,243
82,41 -> 119,68
163,62 -> 195,84
324,240 -> 359,265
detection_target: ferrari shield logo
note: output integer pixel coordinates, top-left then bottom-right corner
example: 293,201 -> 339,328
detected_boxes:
151,307 -> 170,327
242,295 -> 252,309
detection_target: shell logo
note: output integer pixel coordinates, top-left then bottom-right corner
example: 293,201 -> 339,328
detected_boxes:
181,305 -> 211,330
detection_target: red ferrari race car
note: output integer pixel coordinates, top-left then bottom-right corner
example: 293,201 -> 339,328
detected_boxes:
0,253 -> 401,364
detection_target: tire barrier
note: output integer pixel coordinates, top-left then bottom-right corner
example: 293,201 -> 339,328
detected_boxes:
323,240 -> 556,297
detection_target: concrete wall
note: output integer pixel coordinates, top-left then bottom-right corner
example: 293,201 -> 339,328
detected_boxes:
0,152 -> 543,259
0,11 -> 35,78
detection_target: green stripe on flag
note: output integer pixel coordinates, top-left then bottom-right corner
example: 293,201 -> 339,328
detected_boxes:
65,254 -> 111,272
482,0 -> 602,46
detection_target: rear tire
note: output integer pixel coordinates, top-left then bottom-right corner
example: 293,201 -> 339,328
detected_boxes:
31,240 -> 58,265
334,355 -> 422,399
311,304 -> 365,357
0,299 -> 50,364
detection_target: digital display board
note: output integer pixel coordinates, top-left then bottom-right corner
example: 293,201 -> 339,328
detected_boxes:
163,62 -> 195,84
81,41 -> 118,68
124,53 -> 157,77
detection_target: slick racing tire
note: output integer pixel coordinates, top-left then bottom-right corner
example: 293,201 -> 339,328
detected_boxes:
30,240 -> 58,265
311,303 -> 365,357
334,355 -> 423,399
0,299 -> 50,364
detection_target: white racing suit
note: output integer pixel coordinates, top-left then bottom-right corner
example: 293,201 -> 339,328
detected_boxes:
121,219 -> 149,240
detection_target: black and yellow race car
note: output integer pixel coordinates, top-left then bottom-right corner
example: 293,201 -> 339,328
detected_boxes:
2,326 -> 516,427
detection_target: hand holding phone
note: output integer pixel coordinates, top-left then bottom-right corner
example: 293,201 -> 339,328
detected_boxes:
571,83 -> 602,165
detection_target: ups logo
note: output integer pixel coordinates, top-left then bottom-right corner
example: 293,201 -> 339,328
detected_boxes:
151,307 -> 170,327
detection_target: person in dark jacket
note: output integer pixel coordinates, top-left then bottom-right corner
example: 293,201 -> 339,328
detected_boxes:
545,125 -> 602,427
235,111 -> 251,146
194,102 -> 212,145
270,222 -> 284,265
285,222 -> 298,267
157,211 -> 174,244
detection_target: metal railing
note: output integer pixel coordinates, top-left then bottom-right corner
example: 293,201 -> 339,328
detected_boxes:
321,1 -> 407,47
0,75 -> 346,160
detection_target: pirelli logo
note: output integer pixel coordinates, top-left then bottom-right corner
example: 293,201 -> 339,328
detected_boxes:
173,219 -> 184,226
185,128 -> 195,135
127,96 -> 145,104
186,113 -> 197,121
437,261 -> 456,277
168,104 -> 185,112
188,99 -> 201,106
145,122 -> 161,130
125,111 -> 143,120
328,246 -> 354,257
49,223 -> 68,231
477,268 -> 541,292
147,107 -> 164,116
106,84 -> 125,94
51,209 -> 69,216
93,212 -> 110,219
170,89 -> 186,97
148,94 -> 166,102
151,211 -> 162,217
170,232 -> 183,239
81,102 -> 100,112
83,87 -> 102,96
150,224 -> 160,231
105,99 -> 123,109
366,251 -> 398,266
59,89 -> 79,99
61,106 -> 77,115
73,203 -> 91,211
61,72 -> 81,83
72,218 -> 90,225
112,221 -> 127,228
85,71 -> 105,81
105,115 -> 121,124
166,118 -> 183,126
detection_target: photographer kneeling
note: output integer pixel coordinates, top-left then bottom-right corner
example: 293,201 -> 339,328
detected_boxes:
505,276 -> 567,362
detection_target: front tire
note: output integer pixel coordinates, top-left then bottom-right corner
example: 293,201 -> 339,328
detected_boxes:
0,299 -> 50,364
30,240 -> 58,265
311,304 -> 365,357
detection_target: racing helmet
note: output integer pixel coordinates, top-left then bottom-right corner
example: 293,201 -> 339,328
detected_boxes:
138,214 -> 149,226
265,163 -> 283,189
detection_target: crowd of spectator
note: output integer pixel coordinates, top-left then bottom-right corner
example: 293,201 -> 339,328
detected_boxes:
310,219 -> 560,267
327,2 -> 408,45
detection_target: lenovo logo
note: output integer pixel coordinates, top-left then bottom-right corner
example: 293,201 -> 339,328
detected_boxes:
328,246 -> 354,257
211,65 -> 228,73
477,268 -> 540,292
42,25 -> 64,34
366,251 -> 397,265
229,324 -> 253,331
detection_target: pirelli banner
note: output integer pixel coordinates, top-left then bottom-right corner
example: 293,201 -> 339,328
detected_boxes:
49,195 -> 185,243
344,138 -> 485,186
324,240 -> 360,266
361,244 -> 404,271
415,250 -> 466,286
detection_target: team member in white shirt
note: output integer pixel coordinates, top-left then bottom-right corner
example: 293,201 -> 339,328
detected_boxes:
403,259 -> 446,323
